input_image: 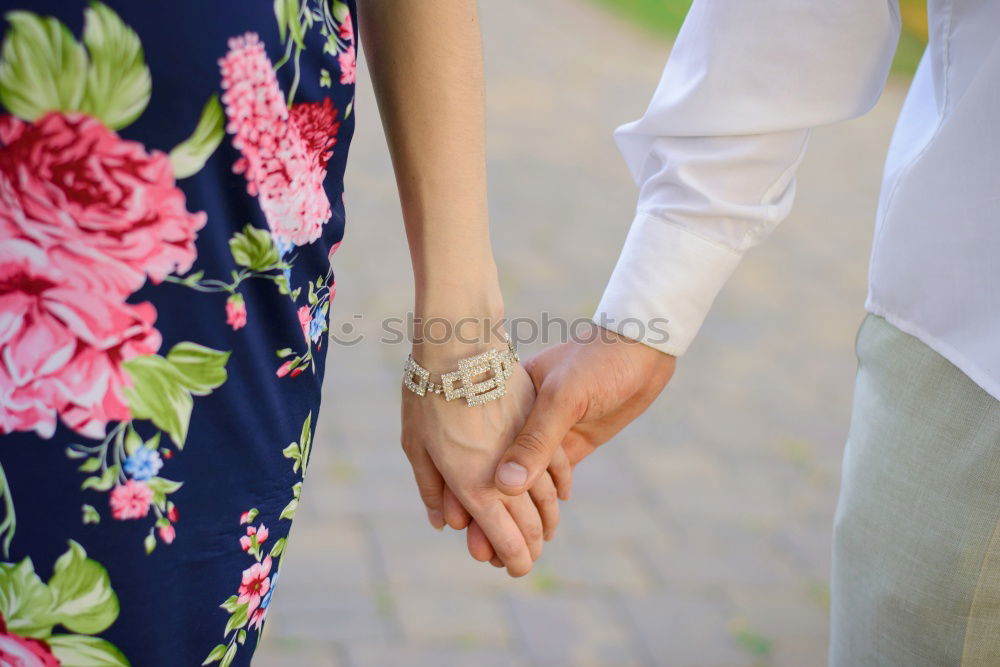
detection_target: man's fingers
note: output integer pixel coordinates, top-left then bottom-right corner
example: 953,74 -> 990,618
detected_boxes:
495,380 -> 583,496
401,441 -> 446,530
548,444 -> 573,501
442,484 -> 471,530
528,471 -> 560,541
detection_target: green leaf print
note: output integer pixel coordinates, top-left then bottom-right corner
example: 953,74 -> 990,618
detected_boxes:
0,11 -> 87,120
47,634 -> 129,666
145,477 -> 183,495
0,3 -> 150,130
203,644 -> 228,665
281,441 -> 301,472
331,0 -> 350,22
219,595 -> 240,614
81,504 -> 101,525
0,559 -> 56,637
298,412 -> 313,470
79,1 -> 151,129
143,530 -> 156,555
220,642 -> 238,667
285,0 -> 305,50
122,356 -> 194,448
0,543 -> 128,664
169,95 -> 225,179
123,343 -> 229,448
166,342 -> 231,396
77,457 -> 101,474
269,537 -> 287,558
80,464 -> 118,492
229,224 -> 282,272
48,540 -> 120,635
278,497 -> 299,521
224,603 -> 249,636
273,0 -> 289,43
123,424 -> 143,457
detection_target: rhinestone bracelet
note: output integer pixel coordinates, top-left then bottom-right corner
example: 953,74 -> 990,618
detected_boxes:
403,340 -> 520,407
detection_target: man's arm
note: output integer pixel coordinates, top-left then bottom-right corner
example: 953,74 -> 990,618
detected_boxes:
494,0 -> 901,495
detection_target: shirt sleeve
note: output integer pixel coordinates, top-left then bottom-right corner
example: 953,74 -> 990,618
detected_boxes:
594,0 -> 901,356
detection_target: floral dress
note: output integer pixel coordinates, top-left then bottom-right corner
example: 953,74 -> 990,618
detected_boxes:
0,1 -> 356,664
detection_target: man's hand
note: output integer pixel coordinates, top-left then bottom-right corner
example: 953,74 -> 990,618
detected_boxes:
493,327 -> 676,496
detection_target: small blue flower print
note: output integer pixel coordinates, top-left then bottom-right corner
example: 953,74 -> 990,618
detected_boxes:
275,236 -> 293,257
124,447 -> 164,481
308,311 -> 326,342
262,571 -> 278,609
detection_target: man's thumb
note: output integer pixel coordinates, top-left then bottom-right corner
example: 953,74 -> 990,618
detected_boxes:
495,384 -> 580,495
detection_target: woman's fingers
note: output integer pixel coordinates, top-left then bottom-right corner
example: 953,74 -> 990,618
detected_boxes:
466,497 -> 534,577
528,472 -> 560,541
400,439 -> 446,530
442,484 -> 471,530
466,519 -> 494,562
505,492 -> 544,562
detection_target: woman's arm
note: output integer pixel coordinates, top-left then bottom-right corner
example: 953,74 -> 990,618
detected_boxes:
361,0 -> 498,329
358,0 -> 565,577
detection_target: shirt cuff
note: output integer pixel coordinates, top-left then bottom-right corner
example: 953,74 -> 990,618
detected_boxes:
593,212 -> 744,356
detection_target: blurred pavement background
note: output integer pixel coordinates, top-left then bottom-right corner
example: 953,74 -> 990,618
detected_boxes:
256,0 -> 910,664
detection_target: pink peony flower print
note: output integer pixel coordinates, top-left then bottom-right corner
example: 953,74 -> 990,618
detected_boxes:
0,615 -> 58,667
109,479 -> 153,520
239,524 -> 269,551
275,360 -> 294,378
239,510 -> 252,524
0,239 -> 161,439
225,293 -> 247,330
168,505 -> 179,522
248,606 -> 267,631
237,555 -> 272,615
297,306 -> 311,343
289,99 -> 340,171
0,112 -> 206,294
158,523 -> 176,544
338,46 -> 356,85
219,33 -> 335,246
338,12 -> 353,41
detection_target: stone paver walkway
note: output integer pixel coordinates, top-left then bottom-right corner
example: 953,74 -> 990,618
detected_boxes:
255,0 -> 908,664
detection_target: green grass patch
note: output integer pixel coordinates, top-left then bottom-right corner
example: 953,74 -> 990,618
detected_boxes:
529,565 -> 562,593
588,0 -> 928,74
733,628 -> 774,659
588,0 -> 689,36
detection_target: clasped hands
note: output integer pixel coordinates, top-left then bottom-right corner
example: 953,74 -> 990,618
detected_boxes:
401,326 -> 676,577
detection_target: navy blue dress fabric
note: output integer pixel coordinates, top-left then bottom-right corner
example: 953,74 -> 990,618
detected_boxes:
0,1 -> 355,664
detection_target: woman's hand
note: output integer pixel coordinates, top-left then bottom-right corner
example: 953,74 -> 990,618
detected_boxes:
401,348 -> 569,577
359,0 -> 568,575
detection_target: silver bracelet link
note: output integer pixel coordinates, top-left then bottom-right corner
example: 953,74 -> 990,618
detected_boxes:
403,340 -> 520,407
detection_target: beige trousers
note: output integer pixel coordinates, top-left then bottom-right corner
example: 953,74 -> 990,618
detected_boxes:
830,314 -> 1000,665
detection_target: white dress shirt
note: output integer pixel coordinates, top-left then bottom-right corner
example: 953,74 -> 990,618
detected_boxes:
595,1 -> 1000,399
